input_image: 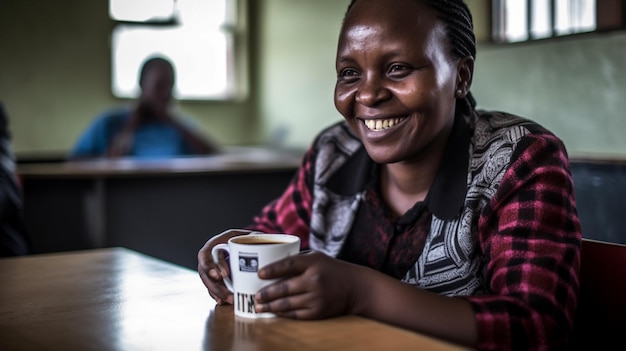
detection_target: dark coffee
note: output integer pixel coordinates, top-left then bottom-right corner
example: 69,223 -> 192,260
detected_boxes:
232,236 -> 289,245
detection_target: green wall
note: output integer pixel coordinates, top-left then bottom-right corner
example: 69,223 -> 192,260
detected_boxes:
257,0 -> 350,149
1,0 -> 625,159
473,33 -> 626,158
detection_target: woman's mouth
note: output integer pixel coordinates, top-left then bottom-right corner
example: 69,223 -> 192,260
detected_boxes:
363,117 -> 407,131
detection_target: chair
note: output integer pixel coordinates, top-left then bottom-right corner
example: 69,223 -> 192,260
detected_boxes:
570,238 -> 626,349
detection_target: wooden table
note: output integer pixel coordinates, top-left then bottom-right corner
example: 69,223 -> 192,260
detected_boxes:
0,248 -> 471,351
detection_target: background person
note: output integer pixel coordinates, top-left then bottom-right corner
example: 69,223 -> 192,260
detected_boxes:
198,0 -> 582,350
69,56 -> 219,159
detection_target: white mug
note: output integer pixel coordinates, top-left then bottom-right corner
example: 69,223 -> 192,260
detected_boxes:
211,233 -> 301,318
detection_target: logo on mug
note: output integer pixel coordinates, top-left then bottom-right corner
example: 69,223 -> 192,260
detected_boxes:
238,252 -> 259,272
237,292 -> 256,313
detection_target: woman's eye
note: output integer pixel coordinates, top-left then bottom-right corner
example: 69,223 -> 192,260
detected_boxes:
339,68 -> 359,78
388,64 -> 407,73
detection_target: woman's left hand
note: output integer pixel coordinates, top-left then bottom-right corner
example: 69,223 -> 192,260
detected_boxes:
254,251 -> 364,319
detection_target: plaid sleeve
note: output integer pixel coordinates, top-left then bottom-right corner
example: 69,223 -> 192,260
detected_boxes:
244,146 -> 315,249
467,133 -> 582,351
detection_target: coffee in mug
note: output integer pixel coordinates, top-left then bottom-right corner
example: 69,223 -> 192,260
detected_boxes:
211,233 -> 301,318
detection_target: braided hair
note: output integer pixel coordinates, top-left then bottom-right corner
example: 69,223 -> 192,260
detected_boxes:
344,0 -> 477,115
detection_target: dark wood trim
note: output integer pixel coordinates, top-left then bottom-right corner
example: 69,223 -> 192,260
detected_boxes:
596,0 -> 624,31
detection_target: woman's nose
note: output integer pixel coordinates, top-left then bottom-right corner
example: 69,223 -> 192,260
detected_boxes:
355,75 -> 391,106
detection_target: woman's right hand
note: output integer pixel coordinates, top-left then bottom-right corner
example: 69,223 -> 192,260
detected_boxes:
197,229 -> 254,305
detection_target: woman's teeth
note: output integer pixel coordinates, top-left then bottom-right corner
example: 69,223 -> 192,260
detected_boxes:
364,117 -> 405,131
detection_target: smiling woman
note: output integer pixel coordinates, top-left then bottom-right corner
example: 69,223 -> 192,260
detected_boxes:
197,1 -> 582,350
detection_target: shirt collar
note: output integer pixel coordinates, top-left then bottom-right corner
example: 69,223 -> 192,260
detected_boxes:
426,113 -> 470,220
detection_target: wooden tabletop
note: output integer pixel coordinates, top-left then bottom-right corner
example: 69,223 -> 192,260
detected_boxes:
0,248 -> 471,351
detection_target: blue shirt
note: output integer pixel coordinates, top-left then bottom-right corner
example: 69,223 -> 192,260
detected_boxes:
69,107 -> 197,159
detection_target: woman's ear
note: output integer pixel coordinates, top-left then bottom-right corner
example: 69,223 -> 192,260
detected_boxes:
456,56 -> 474,95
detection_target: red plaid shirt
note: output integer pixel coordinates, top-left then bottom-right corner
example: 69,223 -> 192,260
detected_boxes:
246,111 -> 581,350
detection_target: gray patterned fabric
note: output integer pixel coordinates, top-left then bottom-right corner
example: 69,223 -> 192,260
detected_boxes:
309,110 -> 536,296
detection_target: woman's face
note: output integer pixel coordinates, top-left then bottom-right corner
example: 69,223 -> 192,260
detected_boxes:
334,0 -> 468,164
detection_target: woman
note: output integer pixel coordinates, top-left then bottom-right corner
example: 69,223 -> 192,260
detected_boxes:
198,1 -> 581,349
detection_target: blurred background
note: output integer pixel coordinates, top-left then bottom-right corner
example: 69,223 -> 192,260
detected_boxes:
1,0 -> 624,160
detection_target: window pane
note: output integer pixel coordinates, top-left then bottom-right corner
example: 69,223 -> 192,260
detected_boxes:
110,0 -> 176,22
111,26 -> 231,100
530,0 -> 552,38
494,0 -> 528,42
110,0 -> 236,100
177,0 -> 227,28
555,0 -> 596,35
573,0 -> 596,32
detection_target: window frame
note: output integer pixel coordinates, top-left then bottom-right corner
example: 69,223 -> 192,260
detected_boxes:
491,0 -> 626,44
109,0 -> 248,102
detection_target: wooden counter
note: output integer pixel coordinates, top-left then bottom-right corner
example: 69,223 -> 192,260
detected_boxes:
17,147 -> 303,177
17,148 -> 302,269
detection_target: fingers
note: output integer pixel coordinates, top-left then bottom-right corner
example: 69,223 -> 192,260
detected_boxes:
198,239 -> 234,305
255,292 -> 319,319
256,252 -> 324,304
255,281 -> 332,320
254,267 -> 324,319
198,264 -> 234,304
258,251 -> 312,280
198,244 -> 228,284
197,243 -> 214,272
254,252 -> 357,320
256,278 -> 299,302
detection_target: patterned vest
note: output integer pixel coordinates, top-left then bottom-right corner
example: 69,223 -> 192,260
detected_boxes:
308,111 -> 539,296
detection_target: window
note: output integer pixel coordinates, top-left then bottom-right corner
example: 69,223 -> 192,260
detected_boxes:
109,0 -> 246,100
492,0 -> 625,43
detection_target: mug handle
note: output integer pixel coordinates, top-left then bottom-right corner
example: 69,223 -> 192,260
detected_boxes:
211,243 -> 234,292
